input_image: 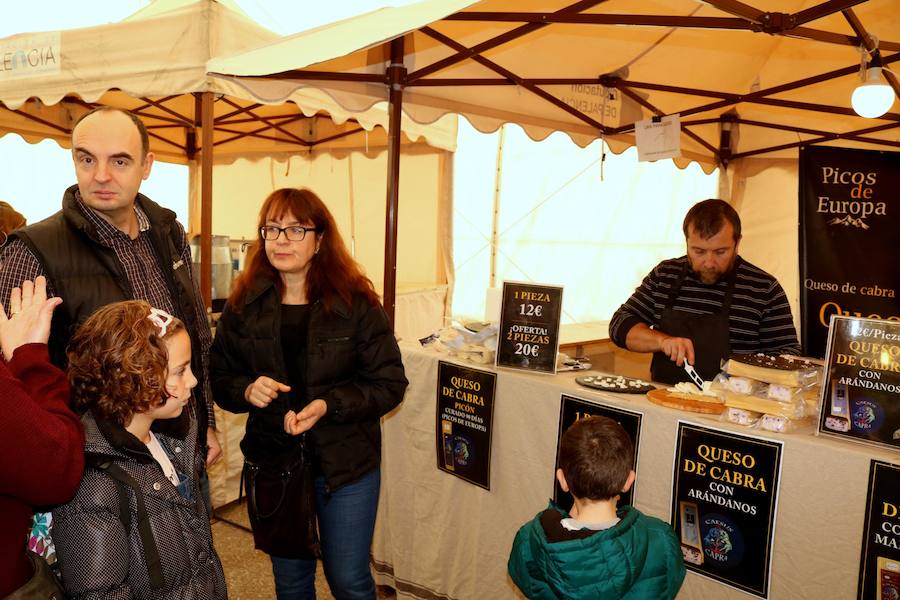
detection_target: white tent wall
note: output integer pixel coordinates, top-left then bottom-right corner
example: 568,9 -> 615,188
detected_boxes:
195,147 -> 449,298
452,120 -> 720,325
727,157 -> 802,335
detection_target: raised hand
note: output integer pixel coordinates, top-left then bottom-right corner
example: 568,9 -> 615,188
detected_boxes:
283,399 -> 328,436
244,376 -> 291,408
659,335 -> 695,367
0,277 -> 62,361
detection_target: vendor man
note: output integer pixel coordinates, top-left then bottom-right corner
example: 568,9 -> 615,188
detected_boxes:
609,198 -> 799,384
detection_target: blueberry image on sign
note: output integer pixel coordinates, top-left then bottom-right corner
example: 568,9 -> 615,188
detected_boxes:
851,398 -> 884,433
452,435 -> 473,467
700,513 -> 745,569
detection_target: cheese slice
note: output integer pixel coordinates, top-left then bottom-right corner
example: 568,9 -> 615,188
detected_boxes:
725,361 -> 803,387
724,391 -> 803,419
666,390 -> 724,403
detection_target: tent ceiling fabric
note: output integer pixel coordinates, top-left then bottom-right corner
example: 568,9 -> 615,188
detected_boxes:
208,0 -> 900,172
0,0 -> 456,165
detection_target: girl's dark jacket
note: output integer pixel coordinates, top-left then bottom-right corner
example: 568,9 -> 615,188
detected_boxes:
209,277 -> 408,491
52,410 -> 226,599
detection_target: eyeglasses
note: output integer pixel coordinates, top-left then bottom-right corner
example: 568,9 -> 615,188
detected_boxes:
259,225 -> 320,242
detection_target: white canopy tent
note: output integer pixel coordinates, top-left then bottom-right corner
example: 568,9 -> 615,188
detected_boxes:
207,0 -> 900,323
0,0 -> 460,510
0,0 -> 456,306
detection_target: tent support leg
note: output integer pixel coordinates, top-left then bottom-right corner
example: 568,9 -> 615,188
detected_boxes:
200,91 -> 214,310
383,37 -> 406,327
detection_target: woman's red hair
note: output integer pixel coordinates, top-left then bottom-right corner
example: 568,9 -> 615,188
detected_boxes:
229,188 -> 379,312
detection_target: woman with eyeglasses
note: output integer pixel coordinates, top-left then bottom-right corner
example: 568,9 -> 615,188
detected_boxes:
210,188 -> 407,600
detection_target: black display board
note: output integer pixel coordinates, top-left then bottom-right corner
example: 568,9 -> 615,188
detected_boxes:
553,394 -> 642,510
496,281 -> 563,374
799,146 -> 900,357
671,422 -> 783,599
818,316 -> 900,452
858,460 -> 900,600
436,361 -> 496,489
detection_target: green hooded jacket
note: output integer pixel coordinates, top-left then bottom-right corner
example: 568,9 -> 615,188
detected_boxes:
508,503 -> 686,600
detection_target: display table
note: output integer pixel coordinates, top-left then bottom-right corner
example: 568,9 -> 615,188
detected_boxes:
372,344 -> 897,599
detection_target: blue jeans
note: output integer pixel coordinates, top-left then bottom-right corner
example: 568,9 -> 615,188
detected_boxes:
271,468 -> 380,600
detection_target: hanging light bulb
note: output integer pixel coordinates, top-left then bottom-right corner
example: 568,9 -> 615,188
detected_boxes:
851,50 -> 895,119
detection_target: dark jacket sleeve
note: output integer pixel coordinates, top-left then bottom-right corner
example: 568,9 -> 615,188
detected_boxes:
209,304 -> 256,414
0,343 -> 84,505
176,223 -> 217,430
609,265 -> 662,349
323,301 -> 408,424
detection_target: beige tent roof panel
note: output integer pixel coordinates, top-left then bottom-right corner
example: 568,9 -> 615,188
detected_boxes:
209,0 -> 900,172
0,0 -> 457,164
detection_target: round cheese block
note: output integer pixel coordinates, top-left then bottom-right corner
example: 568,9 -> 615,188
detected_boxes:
729,353 -> 820,371
646,388 -> 726,414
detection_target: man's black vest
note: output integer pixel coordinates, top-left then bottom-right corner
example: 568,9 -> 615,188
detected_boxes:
11,185 -> 209,440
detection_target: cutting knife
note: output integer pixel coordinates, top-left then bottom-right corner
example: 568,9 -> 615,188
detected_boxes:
683,363 -> 705,391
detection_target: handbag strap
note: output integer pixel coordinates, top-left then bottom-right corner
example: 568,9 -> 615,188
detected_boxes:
245,464 -> 291,520
88,458 -> 166,590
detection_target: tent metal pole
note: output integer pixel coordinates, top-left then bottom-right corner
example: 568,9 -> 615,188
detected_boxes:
489,126 -> 505,289
200,91 -> 214,309
383,37 -> 406,326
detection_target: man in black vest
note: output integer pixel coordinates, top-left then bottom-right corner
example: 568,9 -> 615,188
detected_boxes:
0,107 -> 221,471
609,199 -> 799,385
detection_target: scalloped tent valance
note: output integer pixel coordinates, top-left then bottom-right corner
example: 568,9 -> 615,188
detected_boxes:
207,0 -> 900,174
0,0 -> 457,164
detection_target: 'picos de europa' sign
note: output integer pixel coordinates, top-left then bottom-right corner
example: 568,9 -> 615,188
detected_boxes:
496,281 -> 563,374
799,146 -> 900,358
671,422 -> 783,599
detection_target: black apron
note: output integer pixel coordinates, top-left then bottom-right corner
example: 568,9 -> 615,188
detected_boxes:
650,263 -> 736,385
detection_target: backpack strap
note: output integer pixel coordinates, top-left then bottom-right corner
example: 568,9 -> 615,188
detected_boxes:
87,457 -> 165,590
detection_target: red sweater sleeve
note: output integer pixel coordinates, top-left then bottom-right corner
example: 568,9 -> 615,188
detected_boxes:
0,343 -> 84,505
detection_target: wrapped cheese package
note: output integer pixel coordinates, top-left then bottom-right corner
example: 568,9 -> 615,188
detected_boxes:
724,353 -> 822,388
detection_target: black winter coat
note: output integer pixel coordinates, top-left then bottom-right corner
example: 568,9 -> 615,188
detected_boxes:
52,411 -> 226,599
210,278 -> 408,491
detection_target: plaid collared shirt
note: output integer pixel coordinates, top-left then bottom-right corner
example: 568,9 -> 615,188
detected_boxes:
0,191 -> 215,429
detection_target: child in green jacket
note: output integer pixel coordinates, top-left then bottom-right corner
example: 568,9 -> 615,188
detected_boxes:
508,416 -> 685,599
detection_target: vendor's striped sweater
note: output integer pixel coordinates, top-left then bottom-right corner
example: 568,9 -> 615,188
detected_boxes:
609,255 -> 800,356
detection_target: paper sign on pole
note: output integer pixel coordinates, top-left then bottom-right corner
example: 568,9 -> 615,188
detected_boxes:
635,114 -> 681,162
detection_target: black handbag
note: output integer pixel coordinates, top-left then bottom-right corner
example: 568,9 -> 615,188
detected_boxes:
242,441 -> 320,560
3,551 -> 66,600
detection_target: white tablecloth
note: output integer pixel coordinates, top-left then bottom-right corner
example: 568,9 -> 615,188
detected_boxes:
372,344 -> 896,599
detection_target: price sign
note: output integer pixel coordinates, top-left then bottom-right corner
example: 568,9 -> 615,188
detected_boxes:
818,315 -> 900,451
496,281 -> 563,374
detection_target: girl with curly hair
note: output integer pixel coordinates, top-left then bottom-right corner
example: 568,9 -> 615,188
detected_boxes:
51,300 -> 226,599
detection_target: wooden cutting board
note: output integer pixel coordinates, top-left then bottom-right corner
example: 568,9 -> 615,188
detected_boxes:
646,388 -> 726,415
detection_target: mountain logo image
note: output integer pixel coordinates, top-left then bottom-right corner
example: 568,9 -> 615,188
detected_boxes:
828,215 -> 870,229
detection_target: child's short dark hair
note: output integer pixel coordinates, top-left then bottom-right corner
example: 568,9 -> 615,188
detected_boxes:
559,416 -> 634,501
